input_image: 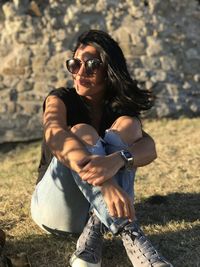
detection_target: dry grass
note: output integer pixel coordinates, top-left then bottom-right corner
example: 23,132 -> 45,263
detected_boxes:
0,118 -> 200,267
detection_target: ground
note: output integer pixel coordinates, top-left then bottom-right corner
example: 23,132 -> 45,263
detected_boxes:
0,118 -> 200,267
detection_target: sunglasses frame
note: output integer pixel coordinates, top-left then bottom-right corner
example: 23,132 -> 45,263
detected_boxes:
66,58 -> 103,76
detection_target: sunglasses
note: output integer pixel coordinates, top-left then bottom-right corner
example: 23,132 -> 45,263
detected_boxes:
66,58 -> 102,76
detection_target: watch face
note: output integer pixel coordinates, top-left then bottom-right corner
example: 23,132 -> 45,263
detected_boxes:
120,150 -> 134,170
123,151 -> 132,159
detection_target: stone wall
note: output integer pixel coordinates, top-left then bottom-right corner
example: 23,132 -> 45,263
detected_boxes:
0,0 -> 200,143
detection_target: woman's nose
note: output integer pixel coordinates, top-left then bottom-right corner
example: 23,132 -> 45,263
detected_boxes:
77,63 -> 86,76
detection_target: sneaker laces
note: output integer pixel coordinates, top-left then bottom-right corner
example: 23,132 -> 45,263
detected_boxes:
122,222 -> 165,265
75,214 -> 104,264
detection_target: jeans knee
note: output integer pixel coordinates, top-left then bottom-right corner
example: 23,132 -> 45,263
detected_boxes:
71,123 -> 100,146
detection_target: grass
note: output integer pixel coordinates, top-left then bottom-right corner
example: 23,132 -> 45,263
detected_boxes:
0,118 -> 200,267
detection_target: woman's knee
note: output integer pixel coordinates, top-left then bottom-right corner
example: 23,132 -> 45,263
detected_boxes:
110,116 -> 142,145
71,123 -> 99,146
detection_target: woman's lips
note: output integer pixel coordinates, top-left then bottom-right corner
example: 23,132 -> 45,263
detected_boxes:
77,79 -> 91,86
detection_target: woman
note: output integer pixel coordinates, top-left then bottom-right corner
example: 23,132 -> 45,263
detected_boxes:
31,30 -> 173,267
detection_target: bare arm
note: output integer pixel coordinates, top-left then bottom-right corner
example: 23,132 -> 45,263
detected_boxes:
43,95 -> 89,173
129,130 -> 157,168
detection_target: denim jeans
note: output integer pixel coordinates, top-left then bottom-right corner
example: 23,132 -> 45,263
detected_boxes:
31,130 -> 136,234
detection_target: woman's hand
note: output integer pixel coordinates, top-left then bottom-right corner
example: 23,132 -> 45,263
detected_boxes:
101,179 -> 135,221
77,153 -> 124,186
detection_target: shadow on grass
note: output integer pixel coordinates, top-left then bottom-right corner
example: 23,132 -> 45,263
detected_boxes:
3,192 -> 200,267
135,192 -> 200,225
0,140 -> 40,154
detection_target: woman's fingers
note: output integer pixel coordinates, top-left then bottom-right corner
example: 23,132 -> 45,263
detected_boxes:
101,180 -> 135,221
123,198 -> 130,219
109,202 -> 117,217
115,200 -> 124,218
115,194 -> 134,221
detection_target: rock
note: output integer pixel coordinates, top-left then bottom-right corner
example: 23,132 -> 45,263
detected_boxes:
190,103 -> 199,113
160,56 -> 177,71
134,68 -> 149,81
155,101 -> 171,118
182,82 -> 192,90
32,56 -> 48,73
186,48 -> 199,59
33,82 -> 50,93
7,102 -> 16,113
166,83 -> 179,95
13,0 -> 29,9
22,102 -> 41,114
113,27 -> 132,56
2,2 -> 17,19
151,70 -> 167,82
2,67 -> 25,76
17,48 -> 32,67
129,5 -> 144,18
4,18 -> 25,34
194,74 -> 200,82
56,29 -> 67,41
13,0 -> 30,14
17,80 -> 33,92
146,37 -> 163,56
16,30 -> 41,44
141,56 -> 161,69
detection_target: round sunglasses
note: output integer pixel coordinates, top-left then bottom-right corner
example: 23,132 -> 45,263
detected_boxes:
66,58 -> 102,76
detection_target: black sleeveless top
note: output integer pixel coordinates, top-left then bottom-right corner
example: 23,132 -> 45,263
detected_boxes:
37,87 -> 129,184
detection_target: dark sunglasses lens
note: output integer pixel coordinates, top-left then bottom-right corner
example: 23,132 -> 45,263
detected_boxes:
66,59 -> 80,74
85,59 -> 101,75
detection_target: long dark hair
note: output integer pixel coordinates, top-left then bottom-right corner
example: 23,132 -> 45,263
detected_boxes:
73,29 -> 153,116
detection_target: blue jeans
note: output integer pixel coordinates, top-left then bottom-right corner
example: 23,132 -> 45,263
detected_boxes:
31,130 -> 136,234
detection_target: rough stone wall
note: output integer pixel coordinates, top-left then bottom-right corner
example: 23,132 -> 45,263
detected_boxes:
0,0 -> 199,143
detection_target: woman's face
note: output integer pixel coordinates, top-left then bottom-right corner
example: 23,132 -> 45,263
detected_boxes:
72,44 -> 107,101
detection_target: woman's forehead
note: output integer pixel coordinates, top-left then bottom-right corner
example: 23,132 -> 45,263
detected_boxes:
74,44 -> 100,60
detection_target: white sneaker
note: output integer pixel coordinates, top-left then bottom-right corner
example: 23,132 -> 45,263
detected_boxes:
70,254 -> 101,267
70,214 -> 103,267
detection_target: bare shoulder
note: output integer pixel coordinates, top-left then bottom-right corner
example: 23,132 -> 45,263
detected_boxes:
43,95 -> 67,129
45,95 -> 66,110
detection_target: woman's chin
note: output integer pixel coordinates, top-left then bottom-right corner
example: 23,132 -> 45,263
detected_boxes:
75,85 -> 91,96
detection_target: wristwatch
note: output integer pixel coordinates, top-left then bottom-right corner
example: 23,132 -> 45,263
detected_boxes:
119,150 -> 134,170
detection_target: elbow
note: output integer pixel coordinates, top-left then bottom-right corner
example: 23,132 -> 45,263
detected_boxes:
144,137 -> 157,165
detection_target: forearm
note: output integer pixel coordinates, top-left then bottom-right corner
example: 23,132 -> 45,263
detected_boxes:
45,126 -> 90,172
